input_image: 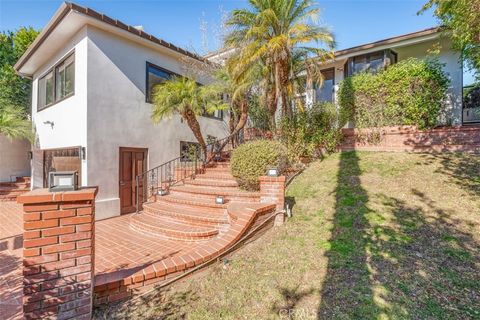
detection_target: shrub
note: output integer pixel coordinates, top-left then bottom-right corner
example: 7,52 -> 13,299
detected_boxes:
338,58 -> 450,130
280,102 -> 345,162
230,140 -> 287,190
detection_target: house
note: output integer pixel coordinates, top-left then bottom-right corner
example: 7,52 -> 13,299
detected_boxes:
305,27 -> 469,126
14,2 -> 229,220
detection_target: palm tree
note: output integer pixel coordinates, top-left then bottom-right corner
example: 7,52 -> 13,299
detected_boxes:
0,104 -> 32,141
151,76 -> 226,154
225,0 -> 335,123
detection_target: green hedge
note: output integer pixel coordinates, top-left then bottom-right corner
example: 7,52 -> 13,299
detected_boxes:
338,58 -> 450,130
230,140 -> 287,190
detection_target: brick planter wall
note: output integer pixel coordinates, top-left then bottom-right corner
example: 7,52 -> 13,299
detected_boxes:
259,176 -> 286,226
341,125 -> 480,153
17,188 -> 97,320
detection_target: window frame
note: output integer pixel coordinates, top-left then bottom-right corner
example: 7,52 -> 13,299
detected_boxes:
37,51 -> 75,111
145,61 -> 224,120
315,67 -> 336,104
145,61 -> 179,103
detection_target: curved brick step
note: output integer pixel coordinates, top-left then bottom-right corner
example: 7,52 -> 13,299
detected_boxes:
129,213 -> 219,241
123,202 -> 277,288
197,172 -> 235,180
170,185 -> 259,202
142,201 -> 228,226
184,177 -> 238,188
204,166 -> 231,173
159,193 -> 229,209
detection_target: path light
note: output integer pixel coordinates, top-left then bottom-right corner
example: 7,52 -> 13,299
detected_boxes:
215,195 -> 225,204
49,171 -> 78,192
158,189 -> 168,196
267,167 -> 279,177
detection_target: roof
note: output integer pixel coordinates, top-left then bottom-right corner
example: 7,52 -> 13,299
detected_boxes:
14,2 -> 205,75
334,27 -> 440,57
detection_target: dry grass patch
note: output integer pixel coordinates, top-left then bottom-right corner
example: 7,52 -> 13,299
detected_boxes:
94,152 -> 480,319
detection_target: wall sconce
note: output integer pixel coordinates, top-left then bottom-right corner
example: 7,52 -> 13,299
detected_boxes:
267,167 -> 279,177
215,195 -> 225,204
43,121 -> 54,129
28,151 -> 33,159
81,147 -> 86,160
49,171 -> 78,192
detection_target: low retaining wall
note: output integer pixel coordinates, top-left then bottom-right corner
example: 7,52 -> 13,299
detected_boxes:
341,125 -> 480,153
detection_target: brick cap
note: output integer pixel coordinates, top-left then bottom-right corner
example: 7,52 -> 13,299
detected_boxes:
17,187 -> 98,204
259,176 -> 286,182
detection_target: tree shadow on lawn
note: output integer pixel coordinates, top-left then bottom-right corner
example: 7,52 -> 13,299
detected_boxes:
318,151 -> 480,319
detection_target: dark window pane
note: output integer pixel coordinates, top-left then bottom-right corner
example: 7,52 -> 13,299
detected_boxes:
315,69 -> 335,103
146,64 -> 172,102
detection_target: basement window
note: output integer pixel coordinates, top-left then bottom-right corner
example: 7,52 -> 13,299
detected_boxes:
38,52 -> 75,111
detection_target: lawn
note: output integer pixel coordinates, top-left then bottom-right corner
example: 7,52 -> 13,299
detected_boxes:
94,151 -> 480,319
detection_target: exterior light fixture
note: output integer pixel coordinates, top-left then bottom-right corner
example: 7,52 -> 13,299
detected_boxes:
158,189 -> 168,196
215,195 -> 225,204
267,167 -> 279,177
48,171 -> 78,192
28,151 -> 33,159
81,147 -> 86,160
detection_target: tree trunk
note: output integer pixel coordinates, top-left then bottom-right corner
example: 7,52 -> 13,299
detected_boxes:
183,109 -> 206,155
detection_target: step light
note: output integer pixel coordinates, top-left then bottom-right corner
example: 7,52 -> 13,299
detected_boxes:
267,167 -> 279,177
158,189 -> 168,196
215,195 -> 225,204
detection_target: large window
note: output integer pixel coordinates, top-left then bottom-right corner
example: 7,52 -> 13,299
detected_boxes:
180,141 -> 200,162
315,68 -> 335,103
38,53 -> 75,110
146,62 -> 174,103
345,49 -> 397,77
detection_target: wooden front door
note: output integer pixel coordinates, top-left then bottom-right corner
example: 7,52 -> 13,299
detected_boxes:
119,147 -> 147,214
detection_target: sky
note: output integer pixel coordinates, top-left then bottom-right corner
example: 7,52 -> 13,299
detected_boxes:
0,0 -> 475,84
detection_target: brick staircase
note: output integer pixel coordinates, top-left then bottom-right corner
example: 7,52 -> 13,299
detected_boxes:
94,159 -> 279,304
0,176 -> 30,201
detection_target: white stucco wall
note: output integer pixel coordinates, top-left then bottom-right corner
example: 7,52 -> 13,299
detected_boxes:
0,135 -> 30,182
85,26 -> 229,219
30,27 -> 89,188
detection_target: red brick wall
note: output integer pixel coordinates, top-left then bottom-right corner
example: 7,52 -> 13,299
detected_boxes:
17,188 -> 97,320
259,176 -> 285,211
341,125 -> 480,153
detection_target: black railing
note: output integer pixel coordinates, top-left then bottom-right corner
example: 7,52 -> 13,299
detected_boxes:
135,130 -> 245,213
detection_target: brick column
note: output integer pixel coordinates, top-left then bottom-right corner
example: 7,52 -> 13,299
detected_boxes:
259,176 -> 286,226
17,188 -> 97,320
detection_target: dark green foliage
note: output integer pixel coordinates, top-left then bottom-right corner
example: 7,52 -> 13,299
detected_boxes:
338,58 -> 450,130
230,140 -> 287,190
420,0 -> 480,80
280,102 -> 345,161
463,85 -> 480,109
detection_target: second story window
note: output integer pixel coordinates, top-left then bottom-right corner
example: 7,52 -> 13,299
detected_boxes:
38,52 -> 75,111
146,62 -> 174,103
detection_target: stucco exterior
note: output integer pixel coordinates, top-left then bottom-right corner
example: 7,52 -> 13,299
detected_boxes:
0,135 -> 30,182
309,37 -> 463,126
28,25 -> 227,219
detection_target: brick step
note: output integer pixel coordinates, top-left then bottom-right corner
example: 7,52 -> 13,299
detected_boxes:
158,193 -> 229,209
16,176 -> 31,183
204,166 -> 231,173
196,172 -> 235,180
142,201 -> 228,225
207,162 -> 230,168
0,181 -> 29,188
184,177 -> 238,188
170,185 -> 259,201
129,213 -> 219,241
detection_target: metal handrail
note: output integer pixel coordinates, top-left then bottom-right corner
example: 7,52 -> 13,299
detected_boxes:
135,130 -> 245,213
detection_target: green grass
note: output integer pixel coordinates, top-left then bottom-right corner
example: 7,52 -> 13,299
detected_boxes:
94,152 -> 480,320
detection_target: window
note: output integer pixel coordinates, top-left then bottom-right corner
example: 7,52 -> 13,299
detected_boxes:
38,53 -> 75,110
346,49 -> 397,77
180,141 -> 200,162
315,68 -> 335,103
146,62 -> 174,103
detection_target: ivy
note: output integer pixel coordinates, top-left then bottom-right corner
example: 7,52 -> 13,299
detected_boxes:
338,58 -> 450,130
